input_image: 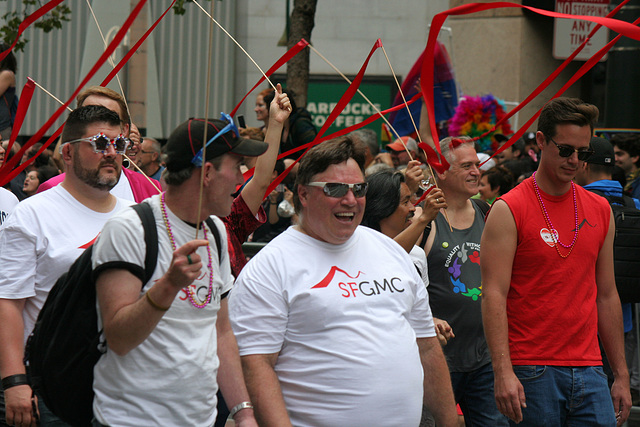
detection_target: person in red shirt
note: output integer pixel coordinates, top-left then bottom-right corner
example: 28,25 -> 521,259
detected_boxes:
481,97 -> 631,426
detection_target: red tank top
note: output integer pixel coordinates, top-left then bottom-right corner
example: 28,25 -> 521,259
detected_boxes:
499,177 -> 610,366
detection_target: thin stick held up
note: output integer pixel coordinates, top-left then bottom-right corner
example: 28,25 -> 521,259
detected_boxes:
85,0 -> 131,121
194,0 -> 217,240
307,44 -> 413,160
32,80 -> 73,112
380,43 -> 453,232
193,0 -> 276,92
123,153 -> 162,193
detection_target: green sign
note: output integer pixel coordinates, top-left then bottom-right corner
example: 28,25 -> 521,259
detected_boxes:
306,76 -> 396,141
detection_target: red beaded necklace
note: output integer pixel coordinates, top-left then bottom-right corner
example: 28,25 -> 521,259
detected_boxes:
160,192 -> 214,308
532,172 -> 580,259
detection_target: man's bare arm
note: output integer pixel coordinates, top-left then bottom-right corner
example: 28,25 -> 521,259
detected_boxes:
216,298 -> 257,426
0,298 -> 38,427
480,200 -> 525,423
241,353 -> 292,427
417,336 -> 458,426
395,187 -> 445,253
97,240 -> 208,355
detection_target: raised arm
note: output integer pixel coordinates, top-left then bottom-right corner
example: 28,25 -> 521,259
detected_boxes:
241,84 -> 291,215
595,213 -> 631,426
394,187 -> 446,253
480,200 -> 524,423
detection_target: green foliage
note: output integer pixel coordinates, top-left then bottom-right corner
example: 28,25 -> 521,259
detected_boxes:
0,0 -> 71,51
0,0 -> 216,51
173,0 -> 215,16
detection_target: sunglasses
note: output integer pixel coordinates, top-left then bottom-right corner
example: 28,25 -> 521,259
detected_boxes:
192,112 -> 240,167
547,136 -> 594,161
66,133 -> 131,154
307,181 -> 368,198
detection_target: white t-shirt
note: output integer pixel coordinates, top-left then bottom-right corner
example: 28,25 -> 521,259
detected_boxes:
109,168 -> 135,201
410,244 -> 430,287
0,187 -> 19,226
0,185 -> 130,343
91,194 -> 234,427
229,226 -> 435,427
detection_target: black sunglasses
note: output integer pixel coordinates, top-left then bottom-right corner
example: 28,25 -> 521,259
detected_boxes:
306,182 -> 368,198
547,136 -> 593,161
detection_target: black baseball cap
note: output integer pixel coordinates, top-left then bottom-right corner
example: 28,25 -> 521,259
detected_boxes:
587,137 -> 614,166
164,117 -> 268,172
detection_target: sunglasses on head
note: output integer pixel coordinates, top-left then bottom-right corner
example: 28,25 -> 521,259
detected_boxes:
547,136 -> 594,161
306,181 -> 368,198
191,112 -> 240,167
66,133 -> 131,154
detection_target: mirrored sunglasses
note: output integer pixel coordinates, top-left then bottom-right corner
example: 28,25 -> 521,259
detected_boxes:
66,133 -> 131,154
191,112 -> 240,167
307,181 -> 368,198
547,136 -> 593,161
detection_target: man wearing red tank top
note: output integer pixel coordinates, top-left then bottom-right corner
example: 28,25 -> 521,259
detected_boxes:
481,97 -> 631,426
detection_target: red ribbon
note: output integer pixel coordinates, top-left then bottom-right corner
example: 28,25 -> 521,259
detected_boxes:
230,39 -> 310,118
0,0 -> 168,186
261,39 -> 384,197
102,0 -> 177,86
0,0 -> 66,63
1,78 -> 35,168
488,0 -> 630,160
421,1 -> 640,165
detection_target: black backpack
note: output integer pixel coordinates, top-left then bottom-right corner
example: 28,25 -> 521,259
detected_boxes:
25,202 -> 223,426
24,203 -> 158,426
589,190 -> 640,303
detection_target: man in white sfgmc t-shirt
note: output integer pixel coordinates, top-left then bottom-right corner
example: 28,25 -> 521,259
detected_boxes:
0,106 -> 132,426
229,136 -> 459,427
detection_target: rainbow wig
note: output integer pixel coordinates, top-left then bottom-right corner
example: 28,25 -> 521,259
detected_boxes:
447,94 -> 512,153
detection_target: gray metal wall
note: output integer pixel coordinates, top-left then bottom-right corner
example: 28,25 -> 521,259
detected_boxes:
9,0 -> 89,136
11,0 -> 237,139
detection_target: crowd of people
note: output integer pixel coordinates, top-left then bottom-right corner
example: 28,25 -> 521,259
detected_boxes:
0,84 -> 639,427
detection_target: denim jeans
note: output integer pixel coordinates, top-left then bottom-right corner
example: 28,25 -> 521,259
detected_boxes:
0,390 -> 71,427
511,365 -> 616,427
35,393 -> 72,426
450,362 -> 509,427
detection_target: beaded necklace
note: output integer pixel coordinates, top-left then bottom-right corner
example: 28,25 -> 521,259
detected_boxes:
532,172 -> 579,258
160,192 -> 214,308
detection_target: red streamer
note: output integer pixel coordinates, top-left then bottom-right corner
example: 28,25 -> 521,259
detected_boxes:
0,0 -> 65,63
0,0 -> 179,186
230,39 -> 310,118
1,78 -> 35,168
421,1 -> 640,165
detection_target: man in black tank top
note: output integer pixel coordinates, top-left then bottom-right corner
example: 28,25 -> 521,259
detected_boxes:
421,136 -> 508,426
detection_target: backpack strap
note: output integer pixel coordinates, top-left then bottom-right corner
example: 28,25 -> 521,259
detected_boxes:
205,217 -> 222,263
587,189 -> 636,209
471,198 -> 491,219
131,202 -> 159,283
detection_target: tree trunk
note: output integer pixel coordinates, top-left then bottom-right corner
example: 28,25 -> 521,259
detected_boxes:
286,0 -> 317,107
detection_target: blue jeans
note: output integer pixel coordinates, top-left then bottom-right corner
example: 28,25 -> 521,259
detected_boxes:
35,392 -> 72,426
450,362 -> 509,427
511,365 -> 616,427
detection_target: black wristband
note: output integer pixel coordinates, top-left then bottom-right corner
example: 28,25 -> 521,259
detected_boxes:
1,374 -> 29,391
